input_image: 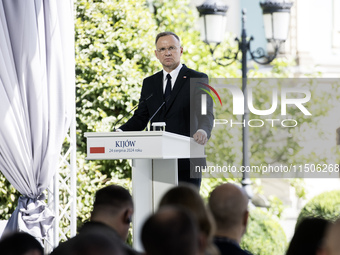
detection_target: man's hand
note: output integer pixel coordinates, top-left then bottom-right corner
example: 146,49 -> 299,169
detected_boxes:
193,130 -> 208,145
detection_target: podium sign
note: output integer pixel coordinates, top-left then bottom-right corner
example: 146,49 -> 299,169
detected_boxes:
85,131 -> 205,251
85,131 -> 204,159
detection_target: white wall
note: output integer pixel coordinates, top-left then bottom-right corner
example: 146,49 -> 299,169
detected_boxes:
293,0 -> 340,76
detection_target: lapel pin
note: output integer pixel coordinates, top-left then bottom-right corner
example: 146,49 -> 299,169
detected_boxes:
183,76 -> 187,79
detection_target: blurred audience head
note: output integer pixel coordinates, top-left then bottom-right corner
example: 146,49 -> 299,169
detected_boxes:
208,183 -> 249,243
0,231 -> 43,255
321,218 -> 340,255
286,217 -> 330,255
141,206 -> 198,255
50,232 -> 125,255
158,183 -> 217,255
91,184 -> 133,241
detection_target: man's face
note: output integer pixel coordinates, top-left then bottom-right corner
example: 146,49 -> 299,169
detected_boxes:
155,35 -> 183,72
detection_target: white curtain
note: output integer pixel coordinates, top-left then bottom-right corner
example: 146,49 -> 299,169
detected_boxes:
0,0 -> 75,241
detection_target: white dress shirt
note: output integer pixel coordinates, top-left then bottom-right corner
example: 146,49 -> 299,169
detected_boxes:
162,63 -> 183,93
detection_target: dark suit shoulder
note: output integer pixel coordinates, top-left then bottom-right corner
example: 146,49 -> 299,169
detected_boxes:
214,237 -> 253,255
182,65 -> 208,78
144,70 -> 163,82
144,66 -> 207,79
140,70 -> 163,94
79,221 -> 141,255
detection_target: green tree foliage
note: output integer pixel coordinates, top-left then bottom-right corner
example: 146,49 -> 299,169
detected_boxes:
296,190 -> 340,227
75,0 -> 158,178
0,174 -> 19,220
241,208 -> 287,255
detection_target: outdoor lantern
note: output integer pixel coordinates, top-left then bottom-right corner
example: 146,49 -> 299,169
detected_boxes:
196,0 -> 229,44
260,0 -> 293,43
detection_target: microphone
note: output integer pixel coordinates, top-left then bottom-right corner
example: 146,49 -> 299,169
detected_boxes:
112,93 -> 153,131
147,95 -> 170,131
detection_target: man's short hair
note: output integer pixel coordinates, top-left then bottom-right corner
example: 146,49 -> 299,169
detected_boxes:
155,31 -> 181,45
141,206 -> 198,255
93,185 -> 133,212
208,183 -> 248,230
159,183 -> 215,238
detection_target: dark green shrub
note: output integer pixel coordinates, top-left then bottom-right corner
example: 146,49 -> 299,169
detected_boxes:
241,208 -> 287,255
0,172 -> 19,219
296,190 -> 340,227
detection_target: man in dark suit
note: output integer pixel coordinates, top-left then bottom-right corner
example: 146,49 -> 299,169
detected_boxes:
119,31 -> 214,187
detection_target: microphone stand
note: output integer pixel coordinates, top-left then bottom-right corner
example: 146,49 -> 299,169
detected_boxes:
146,95 -> 170,131
111,93 -> 153,131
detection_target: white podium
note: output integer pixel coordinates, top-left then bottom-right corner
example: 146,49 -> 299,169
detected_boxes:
84,131 -> 205,251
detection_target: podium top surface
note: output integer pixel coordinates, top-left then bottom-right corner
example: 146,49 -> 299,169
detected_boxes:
84,131 -> 190,140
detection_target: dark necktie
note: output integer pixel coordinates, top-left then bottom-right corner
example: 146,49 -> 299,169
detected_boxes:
164,73 -> 172,100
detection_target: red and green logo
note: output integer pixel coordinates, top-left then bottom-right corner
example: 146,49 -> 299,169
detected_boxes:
199,82 -> 222,106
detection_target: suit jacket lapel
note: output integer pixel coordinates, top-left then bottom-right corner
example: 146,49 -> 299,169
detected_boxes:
165,64 -> 189,113
154,71 -> 164,102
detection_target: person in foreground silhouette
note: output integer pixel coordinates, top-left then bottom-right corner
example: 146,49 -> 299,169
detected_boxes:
158,183 -> 219,255
51,184 -> 137,255
208,183 -> 253,255
286,217 -> 330,255
141,206 -> 199,255
320,218 -> 340,255
0,232 -> 43,255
